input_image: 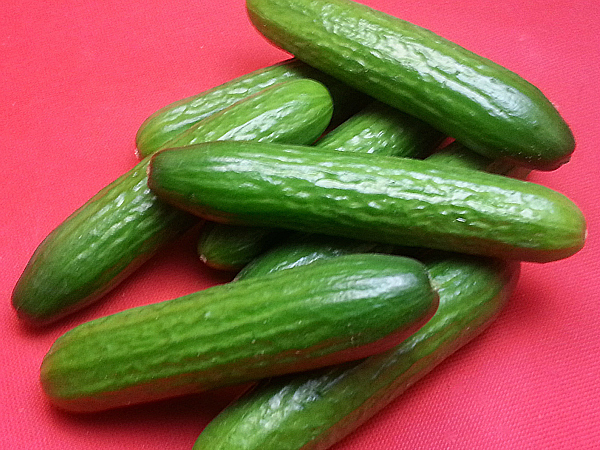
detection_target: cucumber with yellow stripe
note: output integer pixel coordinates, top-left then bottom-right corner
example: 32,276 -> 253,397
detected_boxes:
246,0 -> 574,170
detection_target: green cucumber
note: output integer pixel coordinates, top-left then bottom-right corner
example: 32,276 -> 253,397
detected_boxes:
247,0 -> 574,170
197,101 -> 444,270
197,223 -> 284,270
193,253 -> 519,450
136,58 -> 369,157
148,141 -> 586,263
13,80 -> 333,325
40,253 -> 438,413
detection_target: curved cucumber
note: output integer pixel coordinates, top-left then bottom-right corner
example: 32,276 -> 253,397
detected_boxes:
193,254 -> 519,450
136,58 -> 369,157
197,101 -> 444,270
13,80 -> 333,325
247,0 -> 574,170
148,141 -> 586,263
40,254 -> 438,413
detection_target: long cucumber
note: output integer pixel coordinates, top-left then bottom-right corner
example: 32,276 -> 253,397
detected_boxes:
247,0 -> 574,170
40,254 -> 438,413
147,141 -> 586,263
193,254 -> 519,450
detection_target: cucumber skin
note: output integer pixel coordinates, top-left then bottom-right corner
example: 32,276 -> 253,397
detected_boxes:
247,0 -> 574,170
151,79 -> 334,156
12,81 -> 334,325
193,254 -> 519,450
236,141 -> 524,281
40,254 -> 438,413
147,141 -> 586,262
136,59 -> 369,157
198,223 -> 284,270
196,100 -> 444,271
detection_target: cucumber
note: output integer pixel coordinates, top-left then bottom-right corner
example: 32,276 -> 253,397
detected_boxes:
40,254 -> 438,413
197,101 -> 444,270
197,223 -> 284,270
147,141 -> 586,263
136,58 -> 369,157
13,80 -> 334,325
193,254 -> 520,450
247,0 -> 574,170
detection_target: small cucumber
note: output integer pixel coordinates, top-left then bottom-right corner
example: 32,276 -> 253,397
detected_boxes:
148,141 -> 586,263
247,0 -> 574,170
197,223 -> 284,270
193,254 -> 520,450
197,101 -> 444,270
40,254 -> 438,413
136,58 -> 369,157
13,80 -> 333,325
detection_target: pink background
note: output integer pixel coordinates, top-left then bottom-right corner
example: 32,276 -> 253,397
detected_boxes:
2,1 -> 599,448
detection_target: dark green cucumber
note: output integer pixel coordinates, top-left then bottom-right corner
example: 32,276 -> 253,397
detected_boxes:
40,254 -> 438,413
197,223 -> 284,270
193,254 -> 519,450
13,81 -> 333,325
136,58 -> 369,157
197,101 -> 444,270
247,0 -> 574,170
148,141 -> 586,263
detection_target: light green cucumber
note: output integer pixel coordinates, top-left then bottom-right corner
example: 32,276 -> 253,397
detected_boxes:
148,141 -> 586,263
13,80 -> 333,325
197,101 -> 444,270
136,58 -> 369,157
247,0 -> 574,170
40,254 -> 438,413
193,253 -> 519,450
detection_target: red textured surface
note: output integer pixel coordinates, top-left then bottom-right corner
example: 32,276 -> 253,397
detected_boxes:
2,1 -> 599,448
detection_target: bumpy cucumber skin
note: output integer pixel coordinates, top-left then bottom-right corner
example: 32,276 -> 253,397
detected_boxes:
136,59 -> 369,157
247,0 -> 575,170
197,100 -> 443,270
40,254 -> 438,413
151,79 -> 334,156
148,141 -> 586,263
193,254 -> 519,450
13,81 -> 334,325
12,159 -> 197,325
315,101 -> 444,157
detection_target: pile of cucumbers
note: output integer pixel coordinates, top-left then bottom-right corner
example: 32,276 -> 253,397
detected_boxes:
13,0 -> 586,448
